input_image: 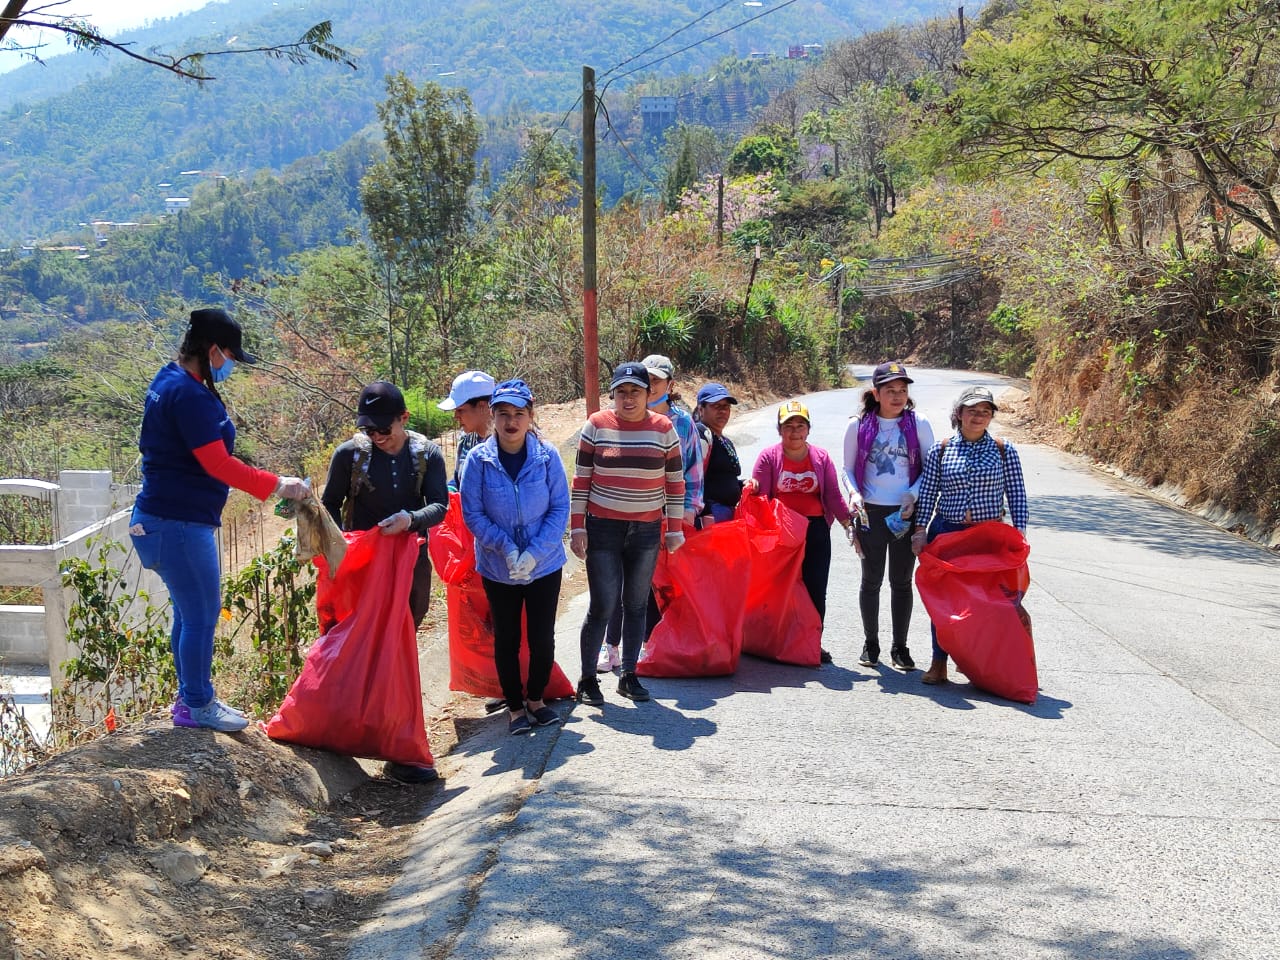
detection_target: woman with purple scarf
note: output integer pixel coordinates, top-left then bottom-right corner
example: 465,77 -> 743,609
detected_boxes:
842,362 -> 935,671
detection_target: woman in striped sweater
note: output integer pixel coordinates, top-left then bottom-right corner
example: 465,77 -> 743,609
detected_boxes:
571,362 -> 686,705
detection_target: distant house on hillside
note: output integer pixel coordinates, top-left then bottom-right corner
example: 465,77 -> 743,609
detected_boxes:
641,96 -> 678,138
164,197 -> 190,213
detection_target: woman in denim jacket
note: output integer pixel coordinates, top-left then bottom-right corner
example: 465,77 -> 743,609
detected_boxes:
460,379 -> 570,734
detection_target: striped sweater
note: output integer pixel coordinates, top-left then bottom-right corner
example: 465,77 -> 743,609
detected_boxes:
571,410 -> 686,530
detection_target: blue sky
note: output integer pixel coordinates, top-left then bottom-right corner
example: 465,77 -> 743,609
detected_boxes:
0,1 -> 218,74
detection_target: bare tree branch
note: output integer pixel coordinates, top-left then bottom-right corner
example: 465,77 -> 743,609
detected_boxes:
0,2 -> 356,82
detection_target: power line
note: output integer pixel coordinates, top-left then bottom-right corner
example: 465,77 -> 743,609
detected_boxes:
596,97 -> 665,194
600,0 -> 743,82
609,0 -> 802,85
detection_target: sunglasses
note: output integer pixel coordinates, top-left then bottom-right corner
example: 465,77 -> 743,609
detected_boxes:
362,425 -> 393,438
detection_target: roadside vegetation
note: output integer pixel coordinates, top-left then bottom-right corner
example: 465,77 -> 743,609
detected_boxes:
4,0 -> 1280,767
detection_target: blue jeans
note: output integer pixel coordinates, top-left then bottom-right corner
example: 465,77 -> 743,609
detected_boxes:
129,507 -> 221,709
579,515 -> 662,676
926,516 -> 973,662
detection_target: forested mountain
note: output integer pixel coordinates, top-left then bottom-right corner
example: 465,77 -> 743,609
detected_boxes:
0,0 -> 944,241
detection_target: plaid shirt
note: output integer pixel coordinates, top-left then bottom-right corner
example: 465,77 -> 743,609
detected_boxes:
915,432 -> 1028,532
452,430 -> 485,489
668,404 -> 705,514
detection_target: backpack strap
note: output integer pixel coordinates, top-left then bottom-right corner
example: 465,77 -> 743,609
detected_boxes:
345,432 -> 374,530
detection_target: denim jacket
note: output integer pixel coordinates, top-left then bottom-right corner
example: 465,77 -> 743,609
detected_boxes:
460,433 -> 570,584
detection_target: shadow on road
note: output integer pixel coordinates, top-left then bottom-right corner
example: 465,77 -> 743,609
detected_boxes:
432,790 -> 1201,960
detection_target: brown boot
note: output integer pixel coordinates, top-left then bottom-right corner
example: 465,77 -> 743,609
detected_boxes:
921,657 -> 948,685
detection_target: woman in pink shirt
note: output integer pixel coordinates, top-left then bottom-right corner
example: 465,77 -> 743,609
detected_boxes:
750,400 -> 854,663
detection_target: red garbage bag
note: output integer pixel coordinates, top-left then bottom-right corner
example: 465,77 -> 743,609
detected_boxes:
313,530 -> 361,634
735,494 -> 823,667
639,522 -> 749,677
915,521 -> 1036,704
265,528 -> 435,766
427,494 -> 575,700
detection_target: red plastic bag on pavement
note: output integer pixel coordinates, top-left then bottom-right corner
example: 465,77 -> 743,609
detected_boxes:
735,494 -> 823,667
265,528 -> 435,766
638,522 -> 749,677
427,494 -> 575,700
915,521 -> 1036,703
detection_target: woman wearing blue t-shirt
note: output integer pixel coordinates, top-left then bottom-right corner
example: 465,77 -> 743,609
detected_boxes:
130,308 -> 308,732
459,379 -> 570,735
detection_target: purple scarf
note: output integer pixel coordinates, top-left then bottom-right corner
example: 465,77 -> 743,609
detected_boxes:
853,408 -> 922,492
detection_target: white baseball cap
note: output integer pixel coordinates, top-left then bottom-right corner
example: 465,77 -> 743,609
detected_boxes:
438,370 -> 496,410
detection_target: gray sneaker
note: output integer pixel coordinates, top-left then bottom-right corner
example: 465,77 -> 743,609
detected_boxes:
187,700 -> 249,732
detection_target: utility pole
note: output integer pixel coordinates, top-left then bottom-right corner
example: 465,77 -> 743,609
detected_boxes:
582,66 -> 600,415
716,174 -> 725,248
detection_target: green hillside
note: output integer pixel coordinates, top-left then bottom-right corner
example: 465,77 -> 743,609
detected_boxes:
0,0 -> 946,241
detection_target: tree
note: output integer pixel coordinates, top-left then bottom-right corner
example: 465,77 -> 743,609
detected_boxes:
0,1 -> 355,81
359,74 -> 482,382
664,128 -> 697,210
726,132 -> 798,178
911,0 -> 1280,246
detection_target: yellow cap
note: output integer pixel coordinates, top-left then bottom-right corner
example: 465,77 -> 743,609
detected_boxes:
777,400 -> 810,425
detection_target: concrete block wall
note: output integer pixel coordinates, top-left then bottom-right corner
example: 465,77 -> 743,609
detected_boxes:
56,470 -> 117,535
0,605 -> 45,665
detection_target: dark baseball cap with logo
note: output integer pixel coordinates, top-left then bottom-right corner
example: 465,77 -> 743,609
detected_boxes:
356,381 -> 407,429
610,362 -> 651,391
188,307 -> 256,363
871,361 -> 912,387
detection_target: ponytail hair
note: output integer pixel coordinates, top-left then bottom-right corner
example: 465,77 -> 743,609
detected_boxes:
178,327 -> 222,403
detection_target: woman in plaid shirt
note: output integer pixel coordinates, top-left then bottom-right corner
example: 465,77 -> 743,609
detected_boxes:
911,386 -> 1028,685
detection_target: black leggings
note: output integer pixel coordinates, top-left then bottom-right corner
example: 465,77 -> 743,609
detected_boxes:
801,516 -> 832,625
482,569 -> 562,712
857,503 -> 916,648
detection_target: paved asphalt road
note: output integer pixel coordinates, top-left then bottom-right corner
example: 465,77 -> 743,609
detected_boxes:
349,367 -> 1280,960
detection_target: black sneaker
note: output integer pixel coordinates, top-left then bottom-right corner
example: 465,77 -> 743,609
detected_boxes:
859,643 -> 880,667
575,676 -> 604,707
820,648 -> 833,664
890,646 -> 916,670
616,672 -> 650,702
384,762 -> 440,784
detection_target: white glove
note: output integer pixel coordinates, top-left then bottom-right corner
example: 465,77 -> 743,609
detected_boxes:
844,522 -> 864,558
513,551 -> 537,580
377,509 -> 413,535
570,530 -> 587,559
275,476 -> 310,500
899,491 -> 917,520
910,529 -> 928,556
665,531 -> 685,554
505,549 -> 521,577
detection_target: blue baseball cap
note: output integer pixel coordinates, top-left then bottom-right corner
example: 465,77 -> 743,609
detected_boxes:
491,378 -> 534,408
696,382 -> 738,405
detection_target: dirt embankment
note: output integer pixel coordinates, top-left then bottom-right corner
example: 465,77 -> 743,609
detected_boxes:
2,388 -> 790,960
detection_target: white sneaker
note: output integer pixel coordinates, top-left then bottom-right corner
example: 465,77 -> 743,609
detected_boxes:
596,643 -> 621,673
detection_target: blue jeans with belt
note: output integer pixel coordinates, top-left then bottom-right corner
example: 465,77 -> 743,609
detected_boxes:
578,514 -> 662,677
129,507 -> 221,709
926,516 -> 973,662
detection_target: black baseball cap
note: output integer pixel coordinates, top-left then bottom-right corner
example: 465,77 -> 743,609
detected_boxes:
188,308 -> 256,363
356,381 -> 407,429
872,361 -> 912,387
